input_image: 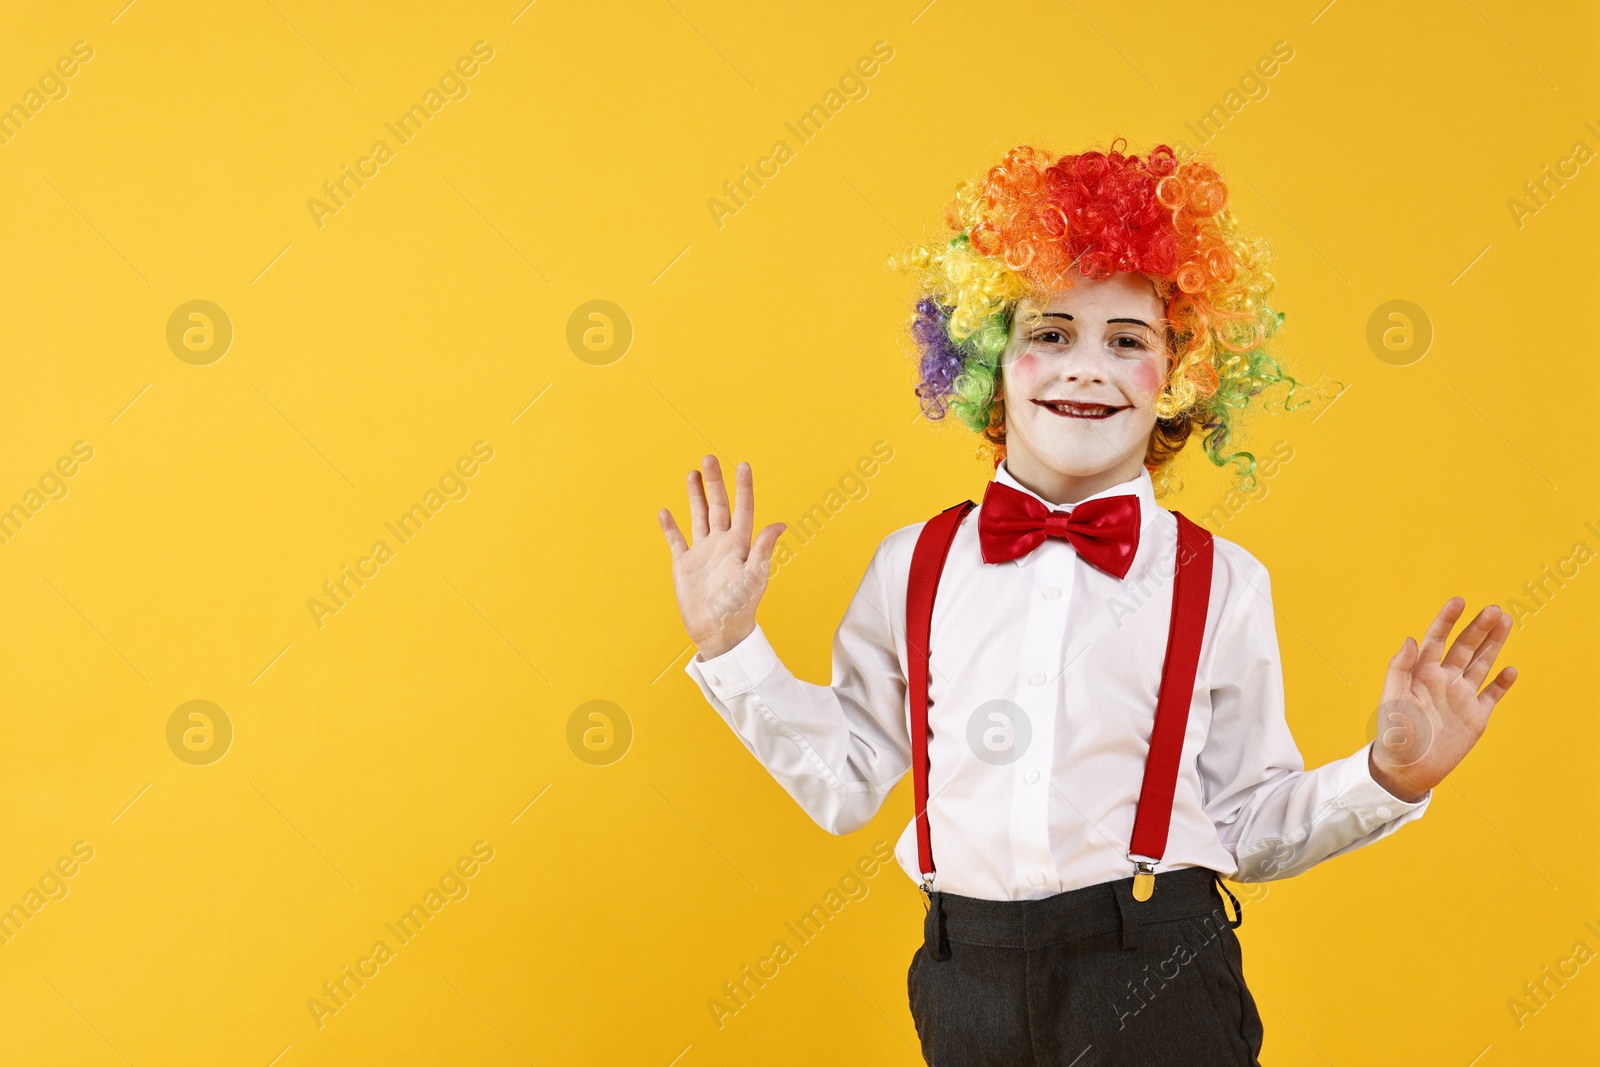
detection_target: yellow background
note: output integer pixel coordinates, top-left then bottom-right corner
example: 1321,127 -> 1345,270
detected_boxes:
0,0 -> 1595,1063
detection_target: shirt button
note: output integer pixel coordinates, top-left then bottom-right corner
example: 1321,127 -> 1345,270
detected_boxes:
1043,586 -> 1062,600
1024,769 -> 1039,784
1028,867 -> 1044,887
1376,805 -> 1393,820
1028,671 -> 1047,687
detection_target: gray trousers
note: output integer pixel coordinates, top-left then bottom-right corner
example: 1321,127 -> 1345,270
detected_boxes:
907,866 -> 1264,1066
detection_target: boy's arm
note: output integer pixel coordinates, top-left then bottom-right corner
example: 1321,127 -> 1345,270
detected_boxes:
1197,556 -> 1432,882
682,540 -> 909,836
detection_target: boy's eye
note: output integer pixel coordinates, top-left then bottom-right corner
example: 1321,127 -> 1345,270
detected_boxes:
1112,335 -> 1147,351
1033,328 -> 1067,344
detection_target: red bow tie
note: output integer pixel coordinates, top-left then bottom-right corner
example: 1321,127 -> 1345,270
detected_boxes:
977,480 -> 1141,577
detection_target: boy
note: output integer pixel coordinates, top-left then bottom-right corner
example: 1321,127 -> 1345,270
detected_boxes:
658,142 -> 1517,1065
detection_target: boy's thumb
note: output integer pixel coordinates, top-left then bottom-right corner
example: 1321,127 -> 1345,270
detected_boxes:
1382,636 -> 1417,694
752,522 -> 786,566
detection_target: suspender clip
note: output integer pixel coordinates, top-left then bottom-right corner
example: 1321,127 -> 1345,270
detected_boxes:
1130,855 -> 1157,902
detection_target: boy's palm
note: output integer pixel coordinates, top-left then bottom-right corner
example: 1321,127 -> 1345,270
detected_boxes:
659,456 -> 786,661
1370,596 -> 1518,802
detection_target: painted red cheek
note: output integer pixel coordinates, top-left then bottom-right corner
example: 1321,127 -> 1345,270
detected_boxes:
1006,351 -> 1044,389
1128,360 -> 1161,398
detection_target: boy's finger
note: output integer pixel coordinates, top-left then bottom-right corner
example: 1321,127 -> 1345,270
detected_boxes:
730,461 -> 755,549
703,454 -> 732,533
1441,604 -> 1502,673
1478,665 -> 1518,711
1416,596 -> 1466,664
1462,612 -> 1512,688
659,508 -> 689,558
688,469 -> 709,542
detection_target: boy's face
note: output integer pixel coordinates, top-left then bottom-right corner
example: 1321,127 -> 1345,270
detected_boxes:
998,270 -> 1170,490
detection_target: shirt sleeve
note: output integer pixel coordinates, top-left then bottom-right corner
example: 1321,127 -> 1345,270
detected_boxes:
680,539 -> 910,835
1197,553 -> 1433,882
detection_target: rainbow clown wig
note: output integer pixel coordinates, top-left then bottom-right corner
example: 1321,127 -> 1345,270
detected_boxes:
889,140 -> 1306,496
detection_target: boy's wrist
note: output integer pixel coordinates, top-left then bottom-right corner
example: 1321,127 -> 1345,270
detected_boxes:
695,624 -> 756,663
1367,744 -> 1429,804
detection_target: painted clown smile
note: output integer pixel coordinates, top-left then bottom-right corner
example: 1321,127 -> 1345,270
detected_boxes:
1031,399 -> 1129,420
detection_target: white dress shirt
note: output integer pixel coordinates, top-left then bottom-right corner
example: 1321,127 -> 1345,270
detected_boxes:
683,460 -> 1432,900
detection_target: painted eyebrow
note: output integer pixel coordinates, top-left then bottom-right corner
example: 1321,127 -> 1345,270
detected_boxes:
1040,312 -> 1073,321
1106,318 -> 1152,327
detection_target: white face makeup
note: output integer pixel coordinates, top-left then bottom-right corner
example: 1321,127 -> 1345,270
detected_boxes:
997,268 -> 1171,504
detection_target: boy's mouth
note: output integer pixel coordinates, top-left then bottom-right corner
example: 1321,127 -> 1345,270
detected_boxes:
1032,399 -> 1129,420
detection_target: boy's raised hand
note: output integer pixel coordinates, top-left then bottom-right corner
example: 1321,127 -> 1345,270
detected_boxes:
659,455 -> 787,662
1368,596 -> 1519,803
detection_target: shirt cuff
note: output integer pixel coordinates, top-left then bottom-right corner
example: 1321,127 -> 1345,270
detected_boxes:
1337,741 -> 1432,829
682,624 -> 780,701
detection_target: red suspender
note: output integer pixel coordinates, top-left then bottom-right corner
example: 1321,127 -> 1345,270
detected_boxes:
906,499 -> 976,890
1127,511 -> 1214,899
905,505 -> 1214,901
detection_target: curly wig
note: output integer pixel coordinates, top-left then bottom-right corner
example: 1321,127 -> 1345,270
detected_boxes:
888,139 -> 1306,496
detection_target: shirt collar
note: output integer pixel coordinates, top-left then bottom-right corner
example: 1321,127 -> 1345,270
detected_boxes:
992,459 -> 1156,516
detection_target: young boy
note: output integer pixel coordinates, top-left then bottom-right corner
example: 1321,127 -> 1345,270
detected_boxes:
658,142 -> 1517,1065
